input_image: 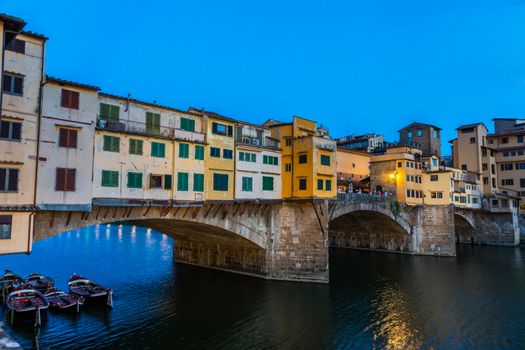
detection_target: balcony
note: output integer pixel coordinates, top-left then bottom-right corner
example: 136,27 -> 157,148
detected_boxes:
96,119 -> 205,143
235,135 -> 280,150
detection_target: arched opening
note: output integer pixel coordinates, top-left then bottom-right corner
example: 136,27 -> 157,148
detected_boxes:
328,210 -> 412,253
454,214 -> 475,244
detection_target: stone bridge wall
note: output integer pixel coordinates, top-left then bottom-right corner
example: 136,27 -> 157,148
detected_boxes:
455,209 -> 520,246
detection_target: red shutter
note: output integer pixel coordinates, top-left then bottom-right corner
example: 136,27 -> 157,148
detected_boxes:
66,169 -> 76,191
71,91 -> 80,110
70,129 -> 78,148
59,128 -> 67,147
56,168 -> 65,191
61,89 -> 70,108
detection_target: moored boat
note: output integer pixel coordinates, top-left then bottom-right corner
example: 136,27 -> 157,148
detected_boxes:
6,286 -> 49,326
26,273 -> 55,292
0,270 -> 25,302
68,275 -> 113,307
44,288 -> 84,313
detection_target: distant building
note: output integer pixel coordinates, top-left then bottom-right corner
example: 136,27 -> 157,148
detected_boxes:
398,122 -> 441,158
336,133 -> 384,153
336,148 -> 370,191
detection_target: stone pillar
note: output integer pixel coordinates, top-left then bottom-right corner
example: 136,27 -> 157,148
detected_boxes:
410,205 -> 456,256
467,211 -> 520,246
265,201 -> 329,283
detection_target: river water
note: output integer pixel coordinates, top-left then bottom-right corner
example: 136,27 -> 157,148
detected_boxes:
0,224 -> 524,349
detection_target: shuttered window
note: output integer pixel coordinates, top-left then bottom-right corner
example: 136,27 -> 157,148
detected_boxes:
177,172 -> 189,191
0,215 -> 12,239
210,147 -> 220,158
129,139 -> 143,155
2,74 -> 23,96
0,120 -> 21,141
193,173 -> 204,192
195,145 -> 204,160
55,168 -> 76,191
298,154 -> 307,164
164,174 -> 172,190
212,122 -> 233,137
0,168 -> 18,192
263,155 -> 278,165
150,174 -> 163,189
213,173 -> 228,191
262,176 -> 274,191
223,149 -> 233,159
326,180 -> 332,191
151,142 -> 165,158
146,112 -> 161,136
101,170 -> 119,187
299,179 -> 307,190
180,117 -> 195,132
5,39 -> 25,54
103,135 -> 120,152
58,128 -> 78,148
99,103 -> 120,121
317,179 -> 323,190
242,177 -> 253,192
179,143 -> 189,158
61,89 -> 80,109
127,172 -> 143,189
321,155 -> 331,166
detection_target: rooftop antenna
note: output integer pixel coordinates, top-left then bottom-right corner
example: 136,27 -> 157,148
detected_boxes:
125,93 -> 131,112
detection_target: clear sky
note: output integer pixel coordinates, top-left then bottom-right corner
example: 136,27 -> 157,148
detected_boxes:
5,0 -> 525,155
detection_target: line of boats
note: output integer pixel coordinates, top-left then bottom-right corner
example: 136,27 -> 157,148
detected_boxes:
0,270 -> 113,327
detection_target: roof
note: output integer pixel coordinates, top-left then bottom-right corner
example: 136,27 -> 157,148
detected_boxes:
236,119 -> 269,129
0,13 -> 26,32
492,118 -> 523,121
398,121 -> 442,132
188,107 -> 238,123
448,138 -> 457,144
100,92 -> 196,116
20,30 -> 48,40
487,130 -> 525,138
46,76 -> 100,91
336,147 -> 372,157
456,122 -> 486,130
263,119 -> 291,127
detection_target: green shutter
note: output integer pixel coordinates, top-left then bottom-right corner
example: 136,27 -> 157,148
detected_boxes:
251,154 -> 256,162
164,174 -> 172,190
263,155 -> 268,164
103,135 -> 119,152
151,142 -> 165,158
100,104 -> 119,121
179,143 -> 189,158
263,176 -> 274,191
193,173 -> 204,192
321,155 -> 330,166
109,105 -> 119,121
317,179 -> 323,190
129,139 -> 143,155
181,117 -> 195,132
100,103 -> 109,120
195,145 -> 204,160
326,180 -> 332,191
213,173 -> 228,191
146,112 -> 161,136
127,172 -> 142,189
177,172 -> 188,191
101,170 -> 119,187
239,152 -> 244,161
242,177 -> 253,191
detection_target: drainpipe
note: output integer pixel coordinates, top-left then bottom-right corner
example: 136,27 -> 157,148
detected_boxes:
33,39 -> 47,208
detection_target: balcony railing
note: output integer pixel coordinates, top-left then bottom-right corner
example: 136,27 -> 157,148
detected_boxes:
235,135 -> 280,149
336,192 -> 394,204
96,119 -> 205,143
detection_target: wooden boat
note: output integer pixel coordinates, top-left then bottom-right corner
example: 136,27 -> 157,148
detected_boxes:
6,287 -> 49,326
0,270 -> 25,302
68,275 -> 113,307
44,288 -> 84,313
26,273 -> 55,292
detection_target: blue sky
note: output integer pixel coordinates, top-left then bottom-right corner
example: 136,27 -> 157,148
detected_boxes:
6,0 -> 525,155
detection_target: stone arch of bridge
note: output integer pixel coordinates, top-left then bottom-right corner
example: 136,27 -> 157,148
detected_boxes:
454,212 -> 476,244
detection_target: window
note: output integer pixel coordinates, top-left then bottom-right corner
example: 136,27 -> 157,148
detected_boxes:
263,155 -> 278,165
285,138 -> 292,146
407,131 -> 413,140
488,139 -> 494,144
103,135 -> 120,152
320,155 -> 330,166
55,168 -> 76,191
210,147 -> 221,158
5,39 -> 25,54
431,192 -> 443,199
239,152 -> 256,162
502,137 -> 509,144
151,142 -> 165,158
223,149 -> 233,159
299,178 -> 307,190
180,117 -> 195,132
285,163 -> 292,172
406,189 -> 411,198
520,179 -> 525,188
2,73 -> 24,96
491,164 -> 495,174
262,176 -> 274,191
58,128 -> 78,148
101,170 -> 119,187
397,161 -> 402,168
501,179 -> 514,186
179,143 -> 189,158
517,163 -> 525,170
461,164 -> 467,170
433,130 -> 438,138
503,152 -> 510,157
519,151 -> 525,156
195,145 -> 204,160
406,175 -> 411,182
2,74 -> 23,96
0,120 -> 21,141
317,179 -> 323,190
0,168 -> 18,192
177,172 -> 189,191
213,173 -> 228,191
483,178 -> 488,185
127,172 -> 143,189
430,175 -> 438,181
432,159 -> 438,167
417,129 -> 422,137
501,163 -> 513,171
0,215 -> 12,239
150,174 -> 163,189
518,136 -> 524,143
242,177 -> 253,191
492,178 -> 496,188
326,180 -> 332,191
99,103 -> 119,121
129,139 -> 143,155
61,89 -> 79,109
470,137 -> 476,144
298,154 -> 307,164
212,122 -> 233,136
164,174 -> 172,190
482,149 -> 487,157
482,163 -> 488,171
146,112 -> 161,136
193,173 -> 204,192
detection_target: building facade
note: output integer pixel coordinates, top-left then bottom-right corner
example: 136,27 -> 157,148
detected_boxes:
398,122 -> 441,158
336,133 -> 384,153
336,148 -> 370,191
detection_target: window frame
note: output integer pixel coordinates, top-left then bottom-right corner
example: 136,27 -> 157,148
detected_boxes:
0,120 -> 21,141
2,73 -> 23,96
0,168 -> 19,192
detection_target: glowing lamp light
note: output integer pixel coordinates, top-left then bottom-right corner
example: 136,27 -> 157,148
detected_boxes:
389,173 -> 396,179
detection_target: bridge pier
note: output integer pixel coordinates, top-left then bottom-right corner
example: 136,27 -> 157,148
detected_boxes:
455,209 -> 520,246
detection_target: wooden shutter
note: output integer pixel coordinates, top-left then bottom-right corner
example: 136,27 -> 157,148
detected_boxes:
61,89 -> 70,108
102,170 -> 110,186
164,174 -> 172,190
71,91 -> 80,109
7,169 -> 18,191
109,105 -> 119,121
2,74 -> 11,93
59,128 -> 68,147
100,103 -> 109,120
70,130 -> 78,148
13,77 -> 23,95
56,168 -> 65,191
66,169 -> 76,191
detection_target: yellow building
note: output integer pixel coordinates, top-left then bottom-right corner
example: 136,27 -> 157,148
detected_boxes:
189,108 -> 236,201
370,146 -> 423,205
422,170 -> 452,205
336,148 -> 370,191
264,116 -> 337,199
